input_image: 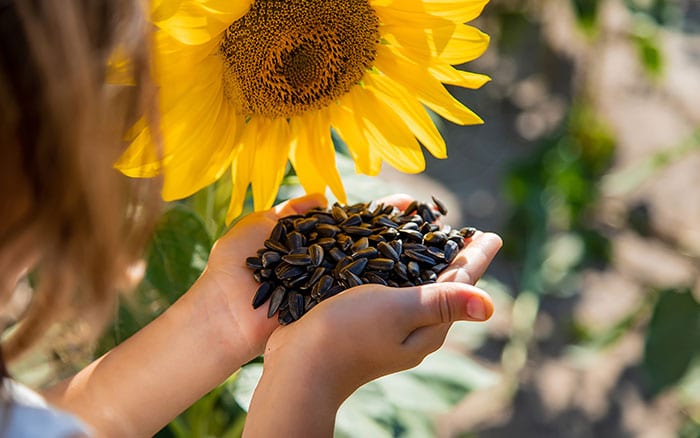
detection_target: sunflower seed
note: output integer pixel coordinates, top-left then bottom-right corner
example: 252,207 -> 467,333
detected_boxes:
288,292 -> 305,320
342,225 -> 373,236
316,237 -> 336,249
377,241 -> 399,261
275,263 -> 305,280
340,270 -> 363,288
305,266 -> 326,289
247,197 -> 477,323
311,275 -> 334,300
312,212 -> 336,224
449,234 -> 465,249
336,234 -> 353,252
363,272 -> 388,286
374,216 -> 399,228
340,214 -> 362,227
424,231 -> 447,247
460,227 -> 477,238
407,261 -> 421,278
399,229 -> 424,241
261,251 -> 282,268
270,222 -> 287,243
268,286 -> 287,317
393,261 -> 409,280
426,246 -> 446,260
320,284 -> 344,300
380,227 -> 399,240
286,273 -> 309,288
432,196 -> 448,215
309,244 -> 324,266
432,263 -> 448,273
342,258 -> 368,276
252,282 -> 273,309
405,249 -> 436,265
316,223 -> 340,237
404,200 -> 418,215
295,217 -> 318,233
351,247 -> 379,260
279,309 -> 294,325
282,253 -> 312,266
367,258 -> 395,271
329,247 -> 346,262
444,240 -> 459,263
246,256 -> 263,270
331,204 -> 348,222
304,296 -> 318,312
351,237 -> 369,252
264,239 -> 289,254
286,231 -> 305,250
404,242 -> 428,252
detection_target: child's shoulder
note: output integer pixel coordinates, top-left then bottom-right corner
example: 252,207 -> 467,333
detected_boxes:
1,380 -> 91,438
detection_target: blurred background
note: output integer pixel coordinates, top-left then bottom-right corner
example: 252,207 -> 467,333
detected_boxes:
13,0 -> 700,436
412,0 -> 700,436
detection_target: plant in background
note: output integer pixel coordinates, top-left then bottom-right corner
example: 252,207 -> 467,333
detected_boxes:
116,0 -> 491,221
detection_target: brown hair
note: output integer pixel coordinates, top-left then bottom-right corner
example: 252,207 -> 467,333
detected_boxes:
0,0 -> 160,364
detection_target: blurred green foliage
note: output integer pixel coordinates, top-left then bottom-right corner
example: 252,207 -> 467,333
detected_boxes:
644,288 -> 700,395
503,105 -> 615,295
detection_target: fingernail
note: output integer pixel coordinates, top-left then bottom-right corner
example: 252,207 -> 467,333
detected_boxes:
467,296 -> 487,321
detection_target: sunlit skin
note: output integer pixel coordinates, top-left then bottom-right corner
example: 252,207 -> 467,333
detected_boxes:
43,193 -> 501,436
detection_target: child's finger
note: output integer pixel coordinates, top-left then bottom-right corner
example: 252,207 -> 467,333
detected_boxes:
438,232 -> 502,285
270,193 -> 328,219
396,282 -> 494,329
401,323 -> 451,357
374,193 -> 414,211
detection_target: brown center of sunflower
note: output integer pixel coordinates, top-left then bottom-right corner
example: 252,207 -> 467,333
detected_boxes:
219,0 -> 380,119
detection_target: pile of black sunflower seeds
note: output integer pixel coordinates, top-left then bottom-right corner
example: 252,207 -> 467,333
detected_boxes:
246,197 -> 476,325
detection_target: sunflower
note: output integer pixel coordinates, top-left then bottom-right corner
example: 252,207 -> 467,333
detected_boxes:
117,0 -> 491,222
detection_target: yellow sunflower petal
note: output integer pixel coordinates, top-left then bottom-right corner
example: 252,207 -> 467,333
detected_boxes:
227,126 -> 256,223
116,52 -> 222,173
429,63 -> 491,89
118,58 -> 238,200
329,102 -> 383,176
154,35 -> 220,111
152,0 -> 183,21
290,111 -> 347,203
160,102 -> 238,201
155,0 -> 251,45
248,118 -> 292,211
364,73 -> 447,159
376,45 -> 483,125
402,0 -> 490,24
384,22 -> 490,65
116,126 -> 162,177
372,0 -> 488,24
423,0 -> 489,23
345,85 -> 426,174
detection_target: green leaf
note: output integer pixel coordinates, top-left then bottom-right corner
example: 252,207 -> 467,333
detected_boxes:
643,288 -> 700,394
635,35 -> 664,76
146,205 -> 212,303
335,351 -> 499,437
336,382 -> 395,438
410,349 -> 499,394
375,373 -> 452,413
572,0 -> 601,33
